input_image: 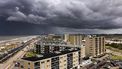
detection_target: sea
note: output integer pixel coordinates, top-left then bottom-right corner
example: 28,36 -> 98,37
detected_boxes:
0,36 -> 28,41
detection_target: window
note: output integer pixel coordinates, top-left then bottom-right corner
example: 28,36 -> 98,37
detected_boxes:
34,62 -> 40,66
64,60 -> 66,62
64,64 -> 66,66
41,61 -> 44,63
61,56 -> 63,58
21,65 -> 24,68
47,60 -> 50,62
28,62 -> 30,65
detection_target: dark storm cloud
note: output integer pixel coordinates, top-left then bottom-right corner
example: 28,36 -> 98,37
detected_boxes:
0,17 -> 55,35
1,0 -> 122,34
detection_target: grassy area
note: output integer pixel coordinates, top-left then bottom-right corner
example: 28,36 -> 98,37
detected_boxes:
25,52 -> 36,57
106,43 -> 122,50
111,55 -> 122,60
106,46 -> 122,53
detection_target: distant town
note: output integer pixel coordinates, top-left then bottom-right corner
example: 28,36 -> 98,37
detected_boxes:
0,34 -> 122,69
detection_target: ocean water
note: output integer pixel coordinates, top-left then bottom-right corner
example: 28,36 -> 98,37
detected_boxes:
0,36 -> 28,41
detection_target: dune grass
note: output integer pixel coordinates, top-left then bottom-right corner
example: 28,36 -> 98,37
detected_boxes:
111,55 -> 122,60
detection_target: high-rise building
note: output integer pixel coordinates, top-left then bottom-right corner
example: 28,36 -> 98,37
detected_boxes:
36,38 -> 85,59
16,47 -> 81,69
84,36 -> 105,57
64,34 -> 83,45
16,35 -> 86,69
64,34 -> 85,58
47,34 -> 64,40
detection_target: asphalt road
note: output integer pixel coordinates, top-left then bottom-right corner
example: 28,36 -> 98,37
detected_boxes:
0,37 -> 39,69
0,46 -> 27,69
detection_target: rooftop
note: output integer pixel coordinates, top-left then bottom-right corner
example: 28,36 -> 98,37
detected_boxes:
22,48 -> 80,61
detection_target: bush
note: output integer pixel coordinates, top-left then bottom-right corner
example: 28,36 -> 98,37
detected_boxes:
106,43 -> 122,50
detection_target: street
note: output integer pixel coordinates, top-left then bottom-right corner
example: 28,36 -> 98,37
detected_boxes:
0,37 -> 39,69
0,46 -> 27,69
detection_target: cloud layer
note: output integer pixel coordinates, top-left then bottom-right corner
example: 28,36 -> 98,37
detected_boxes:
1,0 -> 122,34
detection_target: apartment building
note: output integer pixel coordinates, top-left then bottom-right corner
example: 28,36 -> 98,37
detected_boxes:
35,40 -> 85,60
64,34 -> 83,45
47,34 -> 64,40
17,48 -> 80,69
84,36 -> 105,57
64,34 -> 85,58
16,35 -> 87,69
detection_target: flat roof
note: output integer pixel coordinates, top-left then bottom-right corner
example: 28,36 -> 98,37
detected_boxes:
22,48 -> 80,61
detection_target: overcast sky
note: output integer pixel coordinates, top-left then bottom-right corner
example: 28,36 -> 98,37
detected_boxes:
0,0 -> 122,35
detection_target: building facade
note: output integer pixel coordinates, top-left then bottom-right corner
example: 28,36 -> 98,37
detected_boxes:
64,34 -> 85,58
84,36 -> 105,57
16,35 -> 86,69
17,49 -> 80,69
64,34 -> 83,45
